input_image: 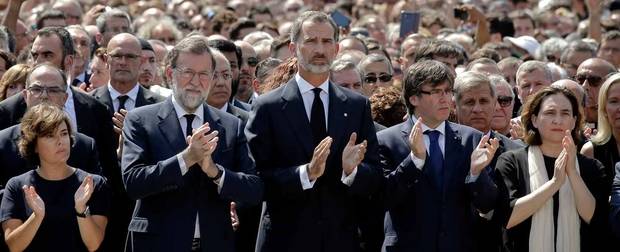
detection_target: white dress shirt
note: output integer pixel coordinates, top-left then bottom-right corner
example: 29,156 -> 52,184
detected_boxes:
63,87 -> 78,133
219,102 -> 229,113
171,96 -> 224,239
108,83 -> 140,112
294,73 -> 357,189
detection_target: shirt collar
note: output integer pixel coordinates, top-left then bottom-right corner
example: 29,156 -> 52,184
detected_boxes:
107,83 -> 140,102
295,73 -> 329,95
171,96 -> 204,122
220,102 -> 229,113
410,115 -> 446,136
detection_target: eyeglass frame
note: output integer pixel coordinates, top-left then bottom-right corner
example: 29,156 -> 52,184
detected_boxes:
26,84 -> 66,97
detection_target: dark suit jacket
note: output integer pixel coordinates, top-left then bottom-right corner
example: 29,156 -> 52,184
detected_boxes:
233,98 -> 251,111
378,119 -> 498,252
226,103 -> 249,127
121,98 -> 263,252
90,84 -> 165,117
612,162 -> 620,238
246,78 -> 382,252
0,124 -> 101,196
495,147 -> 609,252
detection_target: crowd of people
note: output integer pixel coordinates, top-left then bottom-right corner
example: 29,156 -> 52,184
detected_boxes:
0,0 -> 618,251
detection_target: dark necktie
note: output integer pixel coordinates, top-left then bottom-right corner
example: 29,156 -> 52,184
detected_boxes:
311,88 -> 327,146
184,114 -> 196,137
71,78 -> 81,87
117,95 -> 129,113
425,130 -> 444,190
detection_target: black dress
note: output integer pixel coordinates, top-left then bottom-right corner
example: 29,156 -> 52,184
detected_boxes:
495,147 -> 609,252
593,137 -> 620,188
0,169 -> 110,252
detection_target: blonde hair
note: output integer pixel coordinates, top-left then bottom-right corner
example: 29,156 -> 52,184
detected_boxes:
0,64 -> 30,100
591,72 -> 620,145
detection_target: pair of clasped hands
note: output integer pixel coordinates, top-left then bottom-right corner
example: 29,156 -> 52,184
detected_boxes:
409,118 -> 500,176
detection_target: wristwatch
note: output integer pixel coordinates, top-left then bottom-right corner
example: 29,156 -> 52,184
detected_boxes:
76,206 -> 90,218
210,167 -> 224,181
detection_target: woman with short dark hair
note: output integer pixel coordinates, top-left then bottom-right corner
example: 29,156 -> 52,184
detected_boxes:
0,104 -> 110,252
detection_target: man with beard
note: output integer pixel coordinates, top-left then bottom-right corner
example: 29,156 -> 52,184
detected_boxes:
247,11 -> 381,252
121,36 -> 263,252
234,41 -> 259,104
138,38 -> 172,97
207,39 -> 251,111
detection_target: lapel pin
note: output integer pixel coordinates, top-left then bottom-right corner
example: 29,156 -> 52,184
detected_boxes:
344,113 -> 348,117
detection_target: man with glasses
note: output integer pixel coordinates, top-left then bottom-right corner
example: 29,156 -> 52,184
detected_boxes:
121,36 -> 262,252
234,41 -> 259,104
89,32 -> 163,252
490,75 -> 516,137
379,60 -> 499,251
358,53 -> 393,96
207,39 -> 252,111
575,58 -> 617,125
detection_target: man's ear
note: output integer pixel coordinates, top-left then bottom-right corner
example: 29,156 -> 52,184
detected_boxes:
288,41 -> 296,57
252,79 -> 260,94
64,55 -> 74,73
165,66 -> 174,82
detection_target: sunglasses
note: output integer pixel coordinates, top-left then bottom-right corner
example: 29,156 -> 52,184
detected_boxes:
247,57 -> 259,67
497,95 -> 514,108
575,74 -> 603,87
364,74 -> 392,83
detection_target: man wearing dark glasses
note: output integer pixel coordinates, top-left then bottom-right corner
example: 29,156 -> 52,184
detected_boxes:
234,41 -> 260,105
358,53 -> 393,96
575,58 -> 617,125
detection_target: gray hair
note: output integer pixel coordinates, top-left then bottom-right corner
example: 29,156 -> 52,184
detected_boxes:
96,8 -> 132,34
290,11 -> 338,44
0,28 -> 9,52
358,53 -> 393,76
537,37 -> 568,61
489,74 -> 514,97
137,17 -> 182,42
330,59 -> 362,81
454,71 -> 495,104
516,60 -> 552,86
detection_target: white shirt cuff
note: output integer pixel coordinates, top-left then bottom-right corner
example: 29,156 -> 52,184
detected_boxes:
465,171 -> 480,183
177,154 -> 189,175
410,152 -> 425,170
341,167 -> 358,186
299,164 -> 315,190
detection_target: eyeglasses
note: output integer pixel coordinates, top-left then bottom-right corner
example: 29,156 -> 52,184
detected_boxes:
497,95 -> 514,107
213,72 -> 232,80
247,57 -> 259,67
575,74 -> 603,87
175,68 -> 212,82
364,74 -> 392,83
109,53 -> 140,62
419,88 -> 453,97
27,85 -> 65,97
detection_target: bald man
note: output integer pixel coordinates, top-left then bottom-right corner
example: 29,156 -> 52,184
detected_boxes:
575,58 -> 617,124
89,33 -> 164,252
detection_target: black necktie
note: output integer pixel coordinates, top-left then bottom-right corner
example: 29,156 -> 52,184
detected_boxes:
71,78 -> 81,87
184,114 -> 196,137
117,95 -> 129,113
311,88 -> 327,146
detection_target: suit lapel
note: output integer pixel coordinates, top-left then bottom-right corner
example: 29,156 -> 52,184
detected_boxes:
281,78 -> 314,155
400,117 -> 414,148
96,86 -> 114,115
136,86 -> 150,107
327,83 -> 348,145
157,98 -> 187,153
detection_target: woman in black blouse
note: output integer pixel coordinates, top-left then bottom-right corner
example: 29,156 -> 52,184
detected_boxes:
496,87 -> 608,252
0,104 -> 110,252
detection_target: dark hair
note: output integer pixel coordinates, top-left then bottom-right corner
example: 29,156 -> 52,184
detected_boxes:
249,6 -> 272,20
229,19 -> 257,41
166,36 -> 215,71
520,86 -> 583,145
370,86 -> 407,127
36,9 -> 66,30
489,15 -> 515,38
403,60 -> 454,114
470,48 -> 501,62
36,27 -> 75,65
414,39 -> 462,64
19,103 -> 75,166
270,37 -> 290,58
95,8 -> 132,34
207,39 -> 242,69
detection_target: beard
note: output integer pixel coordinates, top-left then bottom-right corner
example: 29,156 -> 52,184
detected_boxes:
296,48 -> 331,74
173,83 -> 206,111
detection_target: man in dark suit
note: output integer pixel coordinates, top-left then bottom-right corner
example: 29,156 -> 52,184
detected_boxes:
206,39 -> 252,112
0,64 -> 101,193
612,162 -> 620,238
247,11 -> 381,252
379,60 -> 500,252
207,48 -> 249,126
453,71 -> 524,252
122,36 -> 263,252
0,26 -> 117,177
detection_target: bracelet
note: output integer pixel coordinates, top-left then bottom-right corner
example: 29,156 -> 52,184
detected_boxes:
76,206 -> 90,218
210,167 -> 223,181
